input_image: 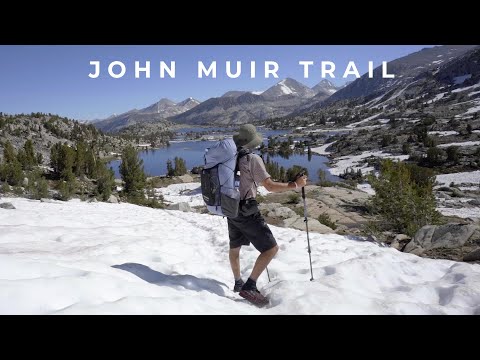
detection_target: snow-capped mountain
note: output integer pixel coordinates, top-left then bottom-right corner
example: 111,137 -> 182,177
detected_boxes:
135,97 -> 200,116
94,46 -> 480,129
171,78 -> 322,125
298,45 -> 480,114
312,79 -> 339,95
177,97 -> 201,108
327,45 -> 478,103
221,91 -> 248,98
94,97 -> 201,133
171,78 -> 321,125
95,77 -> 342,128
262,78 -> 316,99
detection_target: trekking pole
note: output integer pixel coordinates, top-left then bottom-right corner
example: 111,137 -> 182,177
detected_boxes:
301,185 -> 314,281
266,267 -> 271,282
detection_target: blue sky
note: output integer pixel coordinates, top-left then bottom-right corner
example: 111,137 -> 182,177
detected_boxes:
0,45 -> 435,120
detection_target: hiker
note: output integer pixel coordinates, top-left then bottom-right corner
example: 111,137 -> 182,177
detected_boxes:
230,124 -> 307,305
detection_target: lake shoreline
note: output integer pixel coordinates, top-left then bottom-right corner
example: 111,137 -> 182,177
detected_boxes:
108,127 -> 340,182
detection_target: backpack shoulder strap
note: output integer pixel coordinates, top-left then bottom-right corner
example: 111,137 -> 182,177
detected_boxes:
234,148 -> 250,173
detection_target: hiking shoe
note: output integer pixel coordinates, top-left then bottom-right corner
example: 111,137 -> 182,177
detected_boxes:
239,286 -> 269,307
233,279 -> 244,293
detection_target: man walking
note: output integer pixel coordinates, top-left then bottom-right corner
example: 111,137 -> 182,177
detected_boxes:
230,124 -> 307,306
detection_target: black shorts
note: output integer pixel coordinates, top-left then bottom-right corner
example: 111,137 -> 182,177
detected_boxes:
227,200 -> 277,253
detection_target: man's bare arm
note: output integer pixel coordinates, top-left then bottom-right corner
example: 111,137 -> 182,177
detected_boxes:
261,175 -> 307,193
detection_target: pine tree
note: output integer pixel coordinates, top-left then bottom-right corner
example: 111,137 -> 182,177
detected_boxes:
60,145 -> 75,181
17,149 -> 27,169
402,143 -> 411,155
23,139 -> 37,170
466,123 -> 473,134
36,153 -> 43,165
50,143 -> 75,181
119,145 -> 146,196
166,159 -> 174,177
58,178 -> 77,201
2,141 -> 24,186
3,141 -> 17,163
75,141 -> 87,177
426,147 -> 444,165
446,146 -> 459,164
279,166 -> 286,182
96,163 -> 115,201
85,147 -> 97,178
33,177 -> 49,200
368,159 -> 441,236
174,157 -> 187,176
50,143 -> 61,175
317,169 -> 329,186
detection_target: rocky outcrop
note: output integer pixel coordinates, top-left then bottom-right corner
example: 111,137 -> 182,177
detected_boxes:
282,217 -> 336,234
167,202 -> 192,212
463,248 -> 480,262
260,203 -> 298,220
404,224 -> 479,255
178,174 -> 194,183
259,202 -> 336,234
0,202 -> 16,209
390,234 -> 411,251
107,195 -> 119,204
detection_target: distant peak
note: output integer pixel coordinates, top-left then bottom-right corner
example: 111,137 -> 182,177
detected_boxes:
320,79 -> 334,85
279,77 -> 297,84
177,97 -> 200,106
315,79 -> 336,88
157,98 -> 175,105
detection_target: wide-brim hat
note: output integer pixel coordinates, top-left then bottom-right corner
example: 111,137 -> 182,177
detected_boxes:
233,124 -> 263,149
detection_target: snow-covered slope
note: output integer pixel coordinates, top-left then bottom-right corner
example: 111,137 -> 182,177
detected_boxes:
1,197 -> 479,314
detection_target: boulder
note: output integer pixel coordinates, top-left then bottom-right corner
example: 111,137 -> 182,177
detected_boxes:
259,203 -> 281,212
451,188 -> 466,197
334,224 -> 349,234
87,198 -> 98,203
404,224 -> 479,255
394,234 -> 411,242
467,199 -> 480,207
167,202 -> 192,212
390,234 -> 411,251
283,217 -> 336,234
178,174 -> 194,183
191,166 -> 203,175
267,206 -> 298,220
107,195 -> 119,204
463,248 -> 480,262
437,187 -> 452,192
0,202 -> 15,209
469,229 -> 480,244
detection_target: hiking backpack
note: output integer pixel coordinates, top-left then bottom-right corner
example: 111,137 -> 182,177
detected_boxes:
200,138 -> 248,218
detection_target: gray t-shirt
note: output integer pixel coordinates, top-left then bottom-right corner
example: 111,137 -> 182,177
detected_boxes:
238,154 -> 270,200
